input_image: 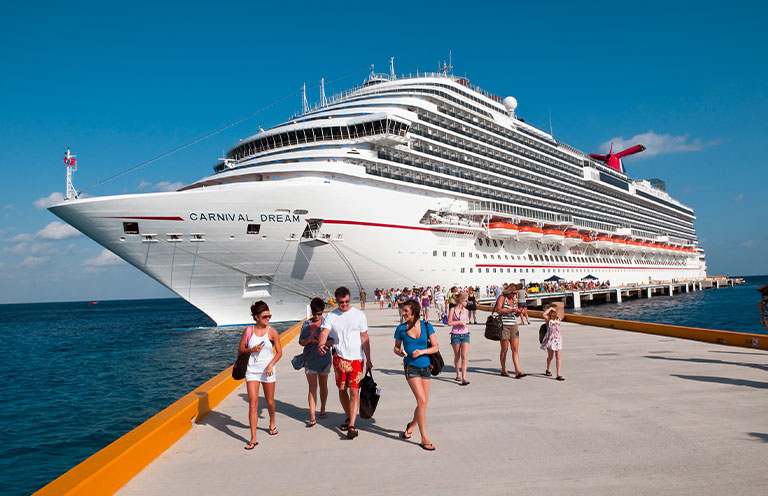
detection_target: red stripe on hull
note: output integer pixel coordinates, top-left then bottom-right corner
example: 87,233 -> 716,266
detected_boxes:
95,216 -> 185,221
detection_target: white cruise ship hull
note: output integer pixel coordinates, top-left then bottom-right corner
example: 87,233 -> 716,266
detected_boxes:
50,169 -> 705,326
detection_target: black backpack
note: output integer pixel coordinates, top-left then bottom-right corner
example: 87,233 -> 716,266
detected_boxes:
358,370 -> 380,419
539,323 -> 548,344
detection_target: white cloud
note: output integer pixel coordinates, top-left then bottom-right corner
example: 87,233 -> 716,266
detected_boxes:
599,130 -> 719,159
740,240 -> 760,248
21,256 -> 48,267
3,204 -> 14,210
138,181 -> 184,192
10,233 -> 32,243
37,222 -> 80,240
83,249 -> 123,266
34,192 -> 66,209
732,194 -> 744,202
153,181 -> 184,192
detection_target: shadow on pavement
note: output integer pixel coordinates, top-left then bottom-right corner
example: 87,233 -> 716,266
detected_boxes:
670,374 -> 768,389
645,355 -> 768,372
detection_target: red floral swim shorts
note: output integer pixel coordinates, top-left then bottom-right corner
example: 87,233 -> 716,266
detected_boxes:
333,355 -> 364,390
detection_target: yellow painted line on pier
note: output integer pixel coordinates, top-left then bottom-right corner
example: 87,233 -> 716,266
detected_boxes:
479,305 -> 765,350
34,318 -> 307,496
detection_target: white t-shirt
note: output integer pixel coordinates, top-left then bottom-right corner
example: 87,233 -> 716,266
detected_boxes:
434,290 -> 445,303
322,307 -> 368,360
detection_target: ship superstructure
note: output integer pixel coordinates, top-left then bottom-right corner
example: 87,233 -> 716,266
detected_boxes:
50,65 -> 706,325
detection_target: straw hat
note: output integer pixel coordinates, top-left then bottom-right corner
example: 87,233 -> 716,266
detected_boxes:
502,284 -> 518,295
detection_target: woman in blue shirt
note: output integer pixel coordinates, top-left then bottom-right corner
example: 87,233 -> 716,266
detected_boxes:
393,299 -> 438,451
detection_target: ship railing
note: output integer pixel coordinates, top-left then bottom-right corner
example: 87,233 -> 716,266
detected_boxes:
299,71 -> 506,118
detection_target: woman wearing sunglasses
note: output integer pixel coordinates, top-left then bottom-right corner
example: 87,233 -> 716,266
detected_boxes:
239,300 -> 283,450
298,297 -> 333,426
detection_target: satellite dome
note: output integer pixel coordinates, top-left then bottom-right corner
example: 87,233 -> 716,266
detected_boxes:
502,96 -> 518,112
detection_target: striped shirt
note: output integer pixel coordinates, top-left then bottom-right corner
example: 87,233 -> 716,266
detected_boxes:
499,295 -> 518,325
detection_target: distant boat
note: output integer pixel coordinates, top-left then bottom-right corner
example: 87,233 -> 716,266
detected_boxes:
88,301 -> 99,306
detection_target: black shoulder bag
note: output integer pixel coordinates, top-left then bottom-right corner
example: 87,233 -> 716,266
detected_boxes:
423,321 -> 444,376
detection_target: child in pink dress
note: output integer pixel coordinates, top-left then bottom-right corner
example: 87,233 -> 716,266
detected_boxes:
541,305 -> 564,381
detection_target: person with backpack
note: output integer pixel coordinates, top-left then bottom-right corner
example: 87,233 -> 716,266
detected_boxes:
393,299 -> 438,451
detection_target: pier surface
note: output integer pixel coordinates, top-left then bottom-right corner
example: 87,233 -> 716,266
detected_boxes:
119,308 -> 767,495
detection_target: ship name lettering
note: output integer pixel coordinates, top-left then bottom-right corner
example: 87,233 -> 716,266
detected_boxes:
260,214 -> 300,223
189,213 -> 254,221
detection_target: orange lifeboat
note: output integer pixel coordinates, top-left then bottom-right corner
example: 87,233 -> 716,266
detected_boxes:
517,225 -> 544,241
542,229 -> 565,243
562,230 -> 583,247
488,221 -> 519,239
595,236 -> 613,249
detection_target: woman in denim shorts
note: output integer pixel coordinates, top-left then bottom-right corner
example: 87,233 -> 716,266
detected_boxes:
447,292 -> 471,385
393,300 -> 438,451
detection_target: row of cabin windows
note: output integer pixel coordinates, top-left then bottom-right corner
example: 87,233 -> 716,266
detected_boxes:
433,250 -> 687,266
458,267 -> 689,274
227,119 -> 409,160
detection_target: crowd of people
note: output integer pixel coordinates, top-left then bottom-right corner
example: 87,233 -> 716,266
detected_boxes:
239,283 -> 565,452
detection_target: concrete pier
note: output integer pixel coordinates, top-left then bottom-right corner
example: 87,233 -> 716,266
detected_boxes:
117,308 -> 768,496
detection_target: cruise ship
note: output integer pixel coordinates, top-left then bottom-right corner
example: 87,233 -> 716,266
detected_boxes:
50,62 -> 707,325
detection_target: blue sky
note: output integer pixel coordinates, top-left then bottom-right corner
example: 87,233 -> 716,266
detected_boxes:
1,1 -> 765,303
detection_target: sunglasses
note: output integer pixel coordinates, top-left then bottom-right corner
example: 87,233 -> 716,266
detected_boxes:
257,314 -> 272,319
338,299 -> 351,304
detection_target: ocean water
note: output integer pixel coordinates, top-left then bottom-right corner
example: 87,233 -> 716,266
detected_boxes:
570,275 -> 768,334
0,299 -> 292,496
2,276 -> 766,494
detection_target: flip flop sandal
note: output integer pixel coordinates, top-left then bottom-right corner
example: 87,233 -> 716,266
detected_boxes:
500,371 -> 510,377
556,376 -> 565,381
318,412 -> 327,419
401,421 -> 413,439
244,442 -> 258,450
460,380 -> 470,386
420,442 -> 436,451
339,418 -> 350,431
515,373 -> 528,379
268,427 -> 278,435
346,426 -> 359,439
307,420 -> 316,427
544,370 -> 552,376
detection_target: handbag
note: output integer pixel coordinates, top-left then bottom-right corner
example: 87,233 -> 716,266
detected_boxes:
484,310 -> 503,341
291,352 -> 306,370
539,323 -> 548,344
358,370 -> 380,419
232,326 -> 253,380
422,321 -> 444,376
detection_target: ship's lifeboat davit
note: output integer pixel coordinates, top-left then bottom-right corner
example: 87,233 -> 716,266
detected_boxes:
488,222 -> 518,239
517,225 -> 544,241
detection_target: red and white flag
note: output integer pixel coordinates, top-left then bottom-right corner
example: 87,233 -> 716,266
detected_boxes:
63,156 -> 76,166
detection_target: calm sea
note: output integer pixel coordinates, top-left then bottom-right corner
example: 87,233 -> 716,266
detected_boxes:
2,275 -> 766,494
0,299 -> 291,495
571,275 -> 768,334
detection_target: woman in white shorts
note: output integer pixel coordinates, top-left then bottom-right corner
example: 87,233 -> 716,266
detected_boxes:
239,301 -> 283,449
298,297 -> 333,426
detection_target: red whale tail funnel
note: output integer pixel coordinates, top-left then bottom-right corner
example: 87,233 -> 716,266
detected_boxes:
589,144 -> 646,172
